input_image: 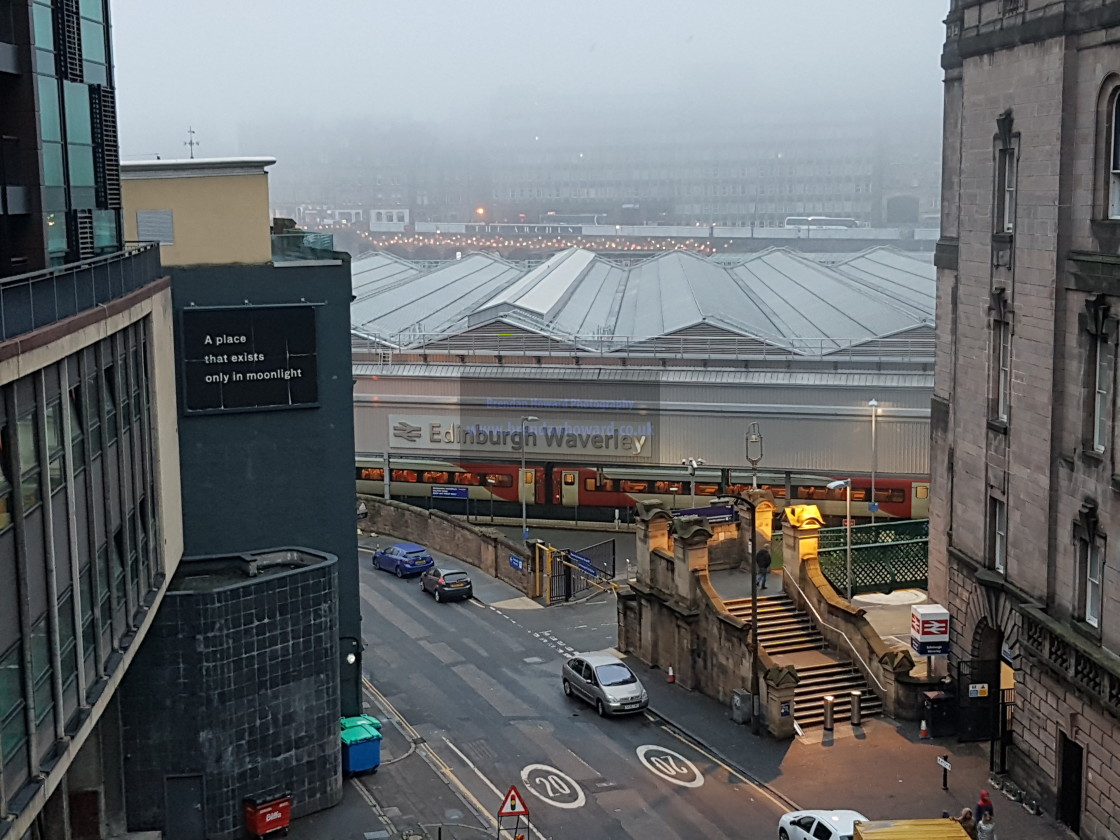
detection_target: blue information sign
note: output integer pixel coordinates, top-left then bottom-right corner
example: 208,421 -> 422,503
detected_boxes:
509,555 -> 525,571
432,486 -> 468,499
569,551 -> 599,578
911,637 -> 949,656
868,502 -> 880,513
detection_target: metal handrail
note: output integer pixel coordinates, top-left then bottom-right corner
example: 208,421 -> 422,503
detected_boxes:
781,566 -> 888,694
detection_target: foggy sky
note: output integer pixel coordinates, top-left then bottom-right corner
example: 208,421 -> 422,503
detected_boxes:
109,0 -> 948,161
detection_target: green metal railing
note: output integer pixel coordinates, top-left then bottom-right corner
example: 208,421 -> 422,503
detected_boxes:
816,518 -> 929,596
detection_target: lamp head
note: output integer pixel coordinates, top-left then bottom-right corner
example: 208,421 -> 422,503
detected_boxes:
523,415 -> 539,423
827,479 -> 850,490
868,399 -> 878,407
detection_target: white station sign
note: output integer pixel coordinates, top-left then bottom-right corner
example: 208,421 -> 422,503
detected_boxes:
911,604 -> 950,656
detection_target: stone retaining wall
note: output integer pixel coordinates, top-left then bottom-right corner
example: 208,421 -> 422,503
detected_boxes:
358,495 -> 535,597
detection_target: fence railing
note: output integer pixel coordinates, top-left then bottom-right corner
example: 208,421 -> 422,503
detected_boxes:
0,244 -> 162,343
350,332 -> 936,363
815,518 -> 929,596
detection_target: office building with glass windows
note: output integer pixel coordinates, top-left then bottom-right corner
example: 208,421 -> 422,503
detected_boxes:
0,0 -> 121,278
2,3 -> 187,839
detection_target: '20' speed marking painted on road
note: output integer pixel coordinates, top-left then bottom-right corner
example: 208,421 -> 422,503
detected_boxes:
520,764 -> 586,809
636,745 -> 705,788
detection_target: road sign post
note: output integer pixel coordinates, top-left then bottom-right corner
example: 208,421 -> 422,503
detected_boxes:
937,755 -> 951,790
497,784 -> 531,839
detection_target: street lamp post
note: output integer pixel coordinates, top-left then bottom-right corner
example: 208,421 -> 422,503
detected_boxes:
869,399 -> 879,524
828,478 -> 853,601
520,416 -> 539,540
682,457 -> 705,507
746,422 -> 764,492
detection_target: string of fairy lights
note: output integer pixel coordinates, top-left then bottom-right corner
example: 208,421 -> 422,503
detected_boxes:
348,228 -> 722,255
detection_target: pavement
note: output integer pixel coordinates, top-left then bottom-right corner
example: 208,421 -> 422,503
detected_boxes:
299,527 -> 1070,839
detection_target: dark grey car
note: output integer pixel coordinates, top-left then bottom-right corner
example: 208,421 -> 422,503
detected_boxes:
561,652 -> 648,716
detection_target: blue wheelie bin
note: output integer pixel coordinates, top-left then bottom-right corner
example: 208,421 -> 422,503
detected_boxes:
340,721 -> 382,775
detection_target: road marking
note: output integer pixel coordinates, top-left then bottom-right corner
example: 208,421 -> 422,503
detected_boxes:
653,723 -> 796,811
519,764 -> 587,810
636,745 -> 704,788
362,679 -> 497,834
442,738 -> 551,840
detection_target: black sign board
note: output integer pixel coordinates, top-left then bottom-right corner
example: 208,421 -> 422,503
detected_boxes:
181,306 -> 318,413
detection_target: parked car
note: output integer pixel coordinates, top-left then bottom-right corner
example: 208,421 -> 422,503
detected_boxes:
561,652 -> 648,716
372,542 -> 435,577
420,566 -> 473,602
778,810 -> 870,840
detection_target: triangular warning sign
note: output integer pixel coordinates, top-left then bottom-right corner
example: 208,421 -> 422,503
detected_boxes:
498,785 -> 529,817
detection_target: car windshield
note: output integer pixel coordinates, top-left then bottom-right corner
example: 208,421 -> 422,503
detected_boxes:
594,663 -> 636,686
443,572 -> 469,581
405,549 -> 428,558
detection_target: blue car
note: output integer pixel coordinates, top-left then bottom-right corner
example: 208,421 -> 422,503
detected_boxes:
372,542 -> 435,577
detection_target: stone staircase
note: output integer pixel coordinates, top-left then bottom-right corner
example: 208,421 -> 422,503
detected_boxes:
723,592 -> 882,727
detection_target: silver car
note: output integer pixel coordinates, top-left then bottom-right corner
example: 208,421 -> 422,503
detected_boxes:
561,652 -> 649,716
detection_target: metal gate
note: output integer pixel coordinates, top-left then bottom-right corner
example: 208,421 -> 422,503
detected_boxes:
956,659 -> 1001,742
571,540 -> 616,579
547,554 -> 592,605
991,686 -> 1014,772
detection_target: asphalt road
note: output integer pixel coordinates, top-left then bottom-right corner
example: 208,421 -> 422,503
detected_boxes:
351,536 -> 788,840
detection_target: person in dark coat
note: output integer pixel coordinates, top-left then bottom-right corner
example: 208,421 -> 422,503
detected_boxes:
755,548 -> 772,590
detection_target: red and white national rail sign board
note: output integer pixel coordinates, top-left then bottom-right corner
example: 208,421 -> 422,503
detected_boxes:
911,604 -> 950,656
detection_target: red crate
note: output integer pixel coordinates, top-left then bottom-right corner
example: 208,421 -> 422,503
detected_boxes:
244,795 -> 291,838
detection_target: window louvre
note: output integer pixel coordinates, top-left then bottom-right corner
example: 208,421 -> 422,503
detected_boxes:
136,210 -> 174,245
90,85 -> 120,208
53,0 -> 84,82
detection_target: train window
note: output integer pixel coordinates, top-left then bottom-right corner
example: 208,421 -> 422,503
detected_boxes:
915,485 -> 929,499
563,473 -> 576,486
485,473 -> 513,488
849,488 -> 868,502
357,467 -> 384,481
797,486 -> 823,499
584,478 -> 597,492
454,472 -> 482,485
391,470 -> 418,482
695,483 -> 720,496
620,480 -> 649,493
422,471 -> 450,483
761,484 -> 787,499
652,481 -> 683,494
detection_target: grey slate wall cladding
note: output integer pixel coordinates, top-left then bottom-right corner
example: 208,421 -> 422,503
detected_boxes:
120,556 -> 342,839
169,261 -> 361,716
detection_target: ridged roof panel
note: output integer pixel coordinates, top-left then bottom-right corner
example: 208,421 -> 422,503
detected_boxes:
350,247 -> 934,349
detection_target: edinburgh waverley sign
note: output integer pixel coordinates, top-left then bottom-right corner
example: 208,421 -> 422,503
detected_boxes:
388,414 -> 655,459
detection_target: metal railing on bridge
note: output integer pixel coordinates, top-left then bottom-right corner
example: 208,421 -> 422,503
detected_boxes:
816,518 -> 929,596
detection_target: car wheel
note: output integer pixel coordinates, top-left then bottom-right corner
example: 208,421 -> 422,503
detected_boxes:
779,830 -> 789,840
419,580 -> 426,591
563,679 -> 572,697
395,565 -> 403,578
596,699 -> 606,717
434,589 -> 442,602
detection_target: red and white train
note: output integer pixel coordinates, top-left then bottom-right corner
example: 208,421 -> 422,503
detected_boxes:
355,457 -> 929,525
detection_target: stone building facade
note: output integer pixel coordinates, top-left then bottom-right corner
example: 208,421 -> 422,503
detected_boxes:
931,2 -> 1120,837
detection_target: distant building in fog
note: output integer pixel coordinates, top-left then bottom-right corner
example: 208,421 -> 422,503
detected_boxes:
247,110 -> 939,231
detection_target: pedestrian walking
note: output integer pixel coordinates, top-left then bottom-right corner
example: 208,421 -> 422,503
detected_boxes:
976,790 -> 995,821
976,811 -> 997,840
754,548 -> 772,590
956,807 -> 978,840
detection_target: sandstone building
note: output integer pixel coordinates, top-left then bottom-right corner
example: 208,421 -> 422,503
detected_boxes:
931,2 -> 1120,837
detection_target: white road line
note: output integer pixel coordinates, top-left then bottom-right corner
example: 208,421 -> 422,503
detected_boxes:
442,737 -> 550,840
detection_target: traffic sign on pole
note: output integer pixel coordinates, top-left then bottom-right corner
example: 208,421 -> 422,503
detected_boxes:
498,785 -> 530,817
